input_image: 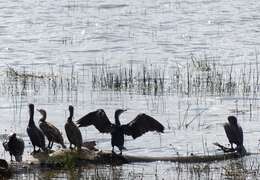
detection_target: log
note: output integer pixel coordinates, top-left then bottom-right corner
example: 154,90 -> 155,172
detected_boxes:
124,152 -> 247,163
2,148 -> 250,176
1,142 -> 252,176
28,149 -> 248,165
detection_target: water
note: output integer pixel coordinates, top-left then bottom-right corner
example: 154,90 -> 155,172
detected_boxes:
0,0 -> 259,65
0,0 -> 260,179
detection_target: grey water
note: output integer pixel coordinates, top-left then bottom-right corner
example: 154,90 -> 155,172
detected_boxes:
0,0 -> 260,179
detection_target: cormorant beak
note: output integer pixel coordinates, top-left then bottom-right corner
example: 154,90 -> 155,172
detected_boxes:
36,109 -> 43,115
121,109 -> 127,114
118,109 -> 127,116
120,109 -> 127,114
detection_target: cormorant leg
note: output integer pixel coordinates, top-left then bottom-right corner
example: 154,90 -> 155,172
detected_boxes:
112,146 -> 117,155
10,154 -> 13,162
119,147 -> 123,155
50,141 -> 54,149
33,146 -> 36,153
47,141 -> 51,148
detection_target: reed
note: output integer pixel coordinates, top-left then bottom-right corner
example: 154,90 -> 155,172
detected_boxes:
3,65 -> 79,102
90,57 -> 260,99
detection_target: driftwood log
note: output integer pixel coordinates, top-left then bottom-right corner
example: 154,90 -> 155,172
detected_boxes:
0,142 -> 251,177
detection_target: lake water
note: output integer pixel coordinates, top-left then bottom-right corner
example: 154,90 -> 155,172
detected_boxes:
0,0 -> 260,179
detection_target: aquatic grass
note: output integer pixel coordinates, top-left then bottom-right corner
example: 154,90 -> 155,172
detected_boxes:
2,60 -> 259,133
91,64 -> 166,96
4,57 -> 260,102
90,56 -> 260,100
3,65 -> 80,103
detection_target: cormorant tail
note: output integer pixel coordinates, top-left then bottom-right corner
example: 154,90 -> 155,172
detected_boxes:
14,155 -> 22,162
237,145 -> 247,156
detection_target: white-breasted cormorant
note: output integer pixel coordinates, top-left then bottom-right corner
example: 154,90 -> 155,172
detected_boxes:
76,109 -> 164,154
37,109 -> 66,149
65,105 -> 82,150
224,116 -> 246,155
2,133 -> 24,162
26,104 -> 46,153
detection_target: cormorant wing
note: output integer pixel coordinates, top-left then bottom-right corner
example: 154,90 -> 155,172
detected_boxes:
76,109 -> 113,133
43,122 -> 64,143
122,113 -> 164,139
224,123 -> 235,143
237,126 -> 243,145
40,122 -> 58,139
224,122 -> 243,146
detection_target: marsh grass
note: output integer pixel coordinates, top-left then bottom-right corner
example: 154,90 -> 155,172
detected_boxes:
3,57 -> 260,101
91,57 -> 260,98
91,64 -> 166,96
2,59 -> 257,131
3,65 -> 79,103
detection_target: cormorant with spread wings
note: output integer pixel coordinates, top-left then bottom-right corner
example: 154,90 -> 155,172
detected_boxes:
76,109 -> 164,154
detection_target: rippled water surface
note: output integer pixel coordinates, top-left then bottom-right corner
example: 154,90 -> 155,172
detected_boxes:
0,0 -> 259,65
0,0 -> 260,179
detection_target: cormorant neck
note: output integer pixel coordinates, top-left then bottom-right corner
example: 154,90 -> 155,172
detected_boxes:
40,114 -> 46,122
29,110 -> 35,126
115,114 -> 121,126
68,107 -> 74,122
67,117 -> 72,123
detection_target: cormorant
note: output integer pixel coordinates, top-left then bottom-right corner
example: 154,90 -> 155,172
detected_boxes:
65,105 -> 82,150
37,109 -> 66,149
26,104 -> 46,153
76,109 -> 164,154
224,116 -> 246,155
3,133 -> 24,162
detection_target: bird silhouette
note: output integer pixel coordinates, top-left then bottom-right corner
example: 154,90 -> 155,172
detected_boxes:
26,104 -> 46,153
77,109 -> 164,154
3,133 -> 24,162
37,109 -> 66,149
224,116 -> 246,155
65,105 -> 82,150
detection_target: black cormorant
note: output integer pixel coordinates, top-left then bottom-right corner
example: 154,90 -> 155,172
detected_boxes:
224,116 -> 246,155
26,104 -> 46,153
76,109 -> 164,154
37,109 -> 66,149
3,133 -> 24,162
65,105 -> 82,150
